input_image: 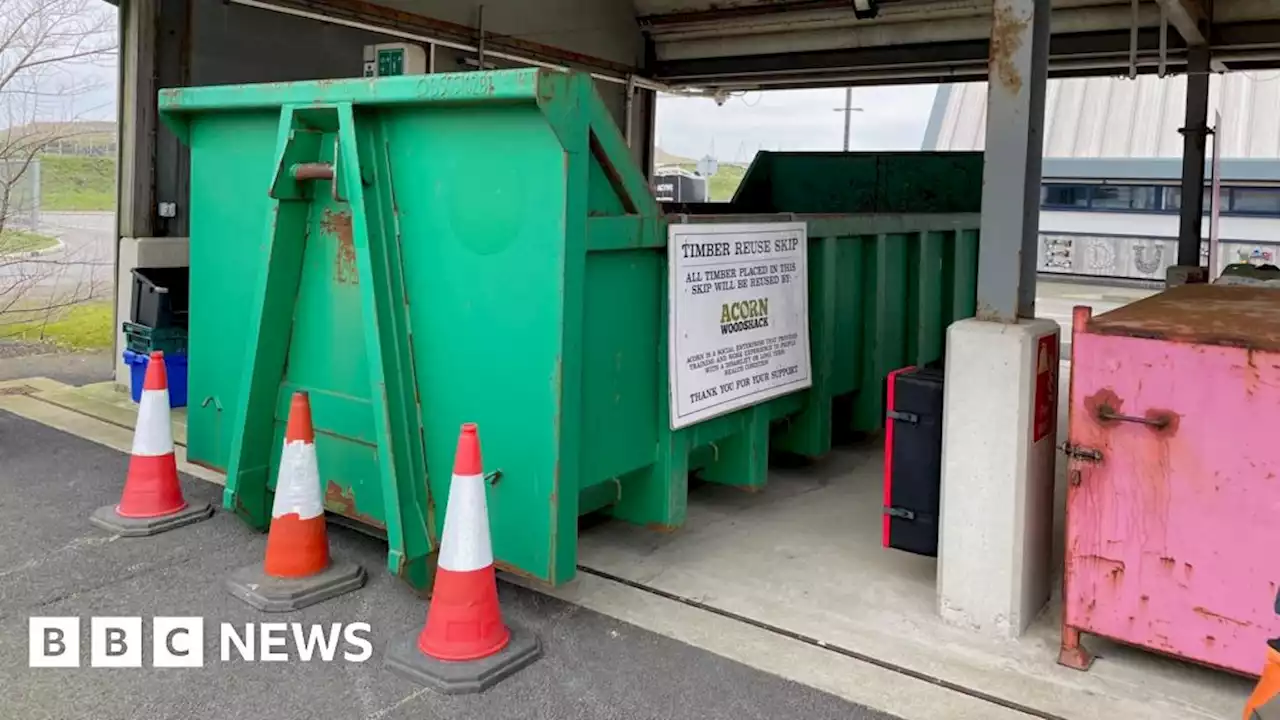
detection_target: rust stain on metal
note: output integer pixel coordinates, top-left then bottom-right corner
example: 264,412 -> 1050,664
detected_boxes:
324,480 -> 386,529
293,162 -> 335,181
1160,556 -> 1176,569
321,209 -> 358,285
1082,554 -> 1125,583
990,4 -> 1028,94
1205,635 -> 1217,647
1087,284 -> 1280,351
1148,408 -> 1180,436
1193,606 -> 1251,627
187,458 -> 227,474
645,522 -> 681,534
1084,387 -> 1123,422
495,559 -> 545,583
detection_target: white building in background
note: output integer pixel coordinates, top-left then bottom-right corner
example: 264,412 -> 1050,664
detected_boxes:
925,72 -> 1280,284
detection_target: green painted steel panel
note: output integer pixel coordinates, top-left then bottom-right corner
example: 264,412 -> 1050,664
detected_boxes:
730,151 -> 985,214
164,68 -> 981,592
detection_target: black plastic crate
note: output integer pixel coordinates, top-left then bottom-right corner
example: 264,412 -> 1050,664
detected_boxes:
130,267 -> 190,329
882,365 -> 945,558
123,321 -> 188,356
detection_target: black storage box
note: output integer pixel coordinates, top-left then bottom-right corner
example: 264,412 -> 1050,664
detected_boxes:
882,365 -> 945,557
131,267 -> 190,329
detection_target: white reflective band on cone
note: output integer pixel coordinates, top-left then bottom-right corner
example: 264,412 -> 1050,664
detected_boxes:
271,440 -> 324,520
131,389 -> 174,456
438,473 -> 494,572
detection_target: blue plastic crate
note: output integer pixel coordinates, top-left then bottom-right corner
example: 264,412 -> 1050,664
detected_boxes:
123,350 -> 188,408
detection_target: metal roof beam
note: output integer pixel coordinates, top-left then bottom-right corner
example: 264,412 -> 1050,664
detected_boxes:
1154,0 -> 1209,46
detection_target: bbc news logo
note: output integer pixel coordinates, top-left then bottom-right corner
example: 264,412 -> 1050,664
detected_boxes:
29,617 -> 373,668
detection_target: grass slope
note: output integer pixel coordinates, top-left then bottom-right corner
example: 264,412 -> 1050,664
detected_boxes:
40,155 -> 115,212
0,229 -> 58,254
675,162 -> 747,202
2,301 -> 114,350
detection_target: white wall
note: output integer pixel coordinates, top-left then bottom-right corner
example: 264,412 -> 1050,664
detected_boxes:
1040,209 -> 1280,242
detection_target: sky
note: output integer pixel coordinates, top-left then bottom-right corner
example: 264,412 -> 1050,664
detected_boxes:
655,84 -> 940,164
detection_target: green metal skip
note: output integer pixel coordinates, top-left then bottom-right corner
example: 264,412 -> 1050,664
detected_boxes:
160,68 -> 980,592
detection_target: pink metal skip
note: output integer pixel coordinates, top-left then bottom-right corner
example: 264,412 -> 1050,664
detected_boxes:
1060,283 -> 1280,676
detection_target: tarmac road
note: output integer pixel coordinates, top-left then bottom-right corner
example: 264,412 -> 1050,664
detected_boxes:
0,211 -> 115,302
0,410 -> 900,720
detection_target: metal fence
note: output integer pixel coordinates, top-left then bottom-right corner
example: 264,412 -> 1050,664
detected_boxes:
0,158 -> 41,231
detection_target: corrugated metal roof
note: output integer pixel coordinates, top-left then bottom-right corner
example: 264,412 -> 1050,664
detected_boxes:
926,71 -> 1280,160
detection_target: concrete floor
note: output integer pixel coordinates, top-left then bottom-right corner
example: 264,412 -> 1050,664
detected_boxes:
571,442 -> 1251,720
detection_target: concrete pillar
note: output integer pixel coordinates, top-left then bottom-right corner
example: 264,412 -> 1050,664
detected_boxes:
936,0 -> 1059,639
1175,46 -> 1211,269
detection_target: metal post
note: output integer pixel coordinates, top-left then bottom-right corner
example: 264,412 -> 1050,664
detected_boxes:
976,0 -> 1051,322
842,87 -> 852,152
624,75 -> 637,148
1207,111 -> 1222,279
1176,46 -> 1211,268
476,5 -> 485,70
833,89 -> 863,152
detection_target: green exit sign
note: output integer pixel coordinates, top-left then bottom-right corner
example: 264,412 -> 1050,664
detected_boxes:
377,48 -> 404,77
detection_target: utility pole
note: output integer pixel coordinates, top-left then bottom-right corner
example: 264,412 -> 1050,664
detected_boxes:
833,88 -> 865,152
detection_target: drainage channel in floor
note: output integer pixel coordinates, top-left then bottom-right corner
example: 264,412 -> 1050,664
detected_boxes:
576,564 -> 1066,720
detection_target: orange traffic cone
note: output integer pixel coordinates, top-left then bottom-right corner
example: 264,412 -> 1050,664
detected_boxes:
1245,640 -> 1280,719
385,423 -> 541,694
91,351 -> 212,536
225,392 -> 366,612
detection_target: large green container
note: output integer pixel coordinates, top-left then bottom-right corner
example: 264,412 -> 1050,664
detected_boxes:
160,68 -> 979,591
728,150 -> 985,214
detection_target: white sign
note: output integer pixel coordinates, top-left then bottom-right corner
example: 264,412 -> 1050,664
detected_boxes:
668,222 -> 811,429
